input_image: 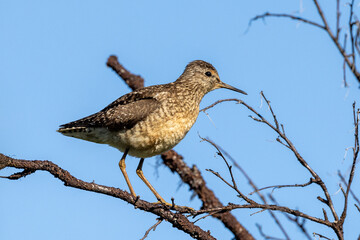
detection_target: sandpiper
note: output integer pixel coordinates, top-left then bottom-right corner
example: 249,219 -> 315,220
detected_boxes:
58,60 -> 247,204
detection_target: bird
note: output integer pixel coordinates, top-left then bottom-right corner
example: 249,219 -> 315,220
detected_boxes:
57,60 -> 247,205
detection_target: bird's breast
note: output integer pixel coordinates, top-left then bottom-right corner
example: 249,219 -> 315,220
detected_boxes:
112,104 -> 199,158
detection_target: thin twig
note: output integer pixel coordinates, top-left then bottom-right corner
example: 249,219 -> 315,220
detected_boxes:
340,103 -> 359,224
140,218 -> 163,240
200,99 -> 243,112
355,204 -> 360,212
313,0 -> 360,82
106,55 -> 144,91
336,0 -> 341,40
343,33 -> 349,87
200,137 -> 257,205
191,203 -> 332,227
260,91 -> 280,130
313,232 -> 331,240
322,208 -> 329,222
249,12 -> 325,30
256,224 -> 285,240
200,137 -> 238,192
0,169 -> 36,180
348,0 -> 356,68
249,178 -> 315,196
338,171 -> 360,205
268,195 -> 312,240
206,168 -> 254,204
354,19 -> 360,56
193,210 -> 224,224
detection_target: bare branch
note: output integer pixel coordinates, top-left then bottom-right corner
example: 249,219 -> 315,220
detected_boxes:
0,153 -> 216,240
249,12 -> 325,30
276,137 -> 291,149
354,19 -> 360,57
161,150 -> 254,240
193,210 -> 223,224
140,218 -> 163,240
312,0 -> 331,32
317,196 -> 328,205
339,171 -> 360,205
199,137 -> 239,193
260,91 -> 280,130
256,223 -> 285,240
355,204 -> 360,213
336,0 -> 341,40
106,55 -> 144,91
206,168 -> 249,201
348,0 -> 356,68
340,103 -> 359,224
313,232 -> 331,240
268,195 -> 312,240
249,178 -> 315,196
322,208 -> 329,222
0,169 -> 36,180
192,203 -> 332,227
200,99 -> 243,112
313,0 -> 360,83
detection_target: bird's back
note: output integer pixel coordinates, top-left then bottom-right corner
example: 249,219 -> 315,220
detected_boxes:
58,82 -> 200,157
58,84 -> 166,142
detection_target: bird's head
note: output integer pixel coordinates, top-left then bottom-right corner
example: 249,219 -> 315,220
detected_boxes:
178,60 -> 247,95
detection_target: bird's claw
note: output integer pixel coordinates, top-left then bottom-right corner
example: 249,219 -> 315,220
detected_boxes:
152,200 -> 194,212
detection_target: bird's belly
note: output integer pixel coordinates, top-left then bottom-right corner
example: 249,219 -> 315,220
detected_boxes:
110,114 -> 197,158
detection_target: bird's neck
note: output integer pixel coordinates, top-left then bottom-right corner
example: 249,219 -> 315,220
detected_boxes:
172,80 -> 208,105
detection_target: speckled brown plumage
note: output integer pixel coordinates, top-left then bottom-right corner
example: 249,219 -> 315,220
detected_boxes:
58,60 -> 247,202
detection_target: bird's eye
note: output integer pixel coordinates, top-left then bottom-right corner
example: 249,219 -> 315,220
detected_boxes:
205,71 -> 212,77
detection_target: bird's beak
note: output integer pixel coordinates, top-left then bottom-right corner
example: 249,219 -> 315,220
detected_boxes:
217,81 -> 247,95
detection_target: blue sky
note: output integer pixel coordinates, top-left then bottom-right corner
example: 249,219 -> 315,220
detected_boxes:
1,0 -> 359,239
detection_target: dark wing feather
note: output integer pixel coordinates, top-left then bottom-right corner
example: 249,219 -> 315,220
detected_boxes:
59,91 -> 161,131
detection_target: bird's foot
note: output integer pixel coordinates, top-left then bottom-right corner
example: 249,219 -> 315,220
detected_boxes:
152,200 -> 194,212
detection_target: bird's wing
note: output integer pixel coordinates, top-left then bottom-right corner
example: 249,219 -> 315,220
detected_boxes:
59,90 -> 161,131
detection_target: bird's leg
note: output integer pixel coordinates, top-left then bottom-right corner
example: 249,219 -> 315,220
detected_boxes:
118,148 -> 136,197
136,158 -> 168,204
136,158 -> 194,211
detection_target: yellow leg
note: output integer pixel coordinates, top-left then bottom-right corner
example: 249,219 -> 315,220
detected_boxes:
136,158 -> 167,203
118,148 -> 136,197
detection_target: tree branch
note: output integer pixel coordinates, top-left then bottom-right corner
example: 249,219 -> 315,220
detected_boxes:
339,103 -> 359,224
192,203 -> 331,227
249,178 -> 316,196
140,218 -> 163,240
250,2 -> 360,84
0,153 -> 215,240
106,55 -> 144,90
249,12 -> 325,30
